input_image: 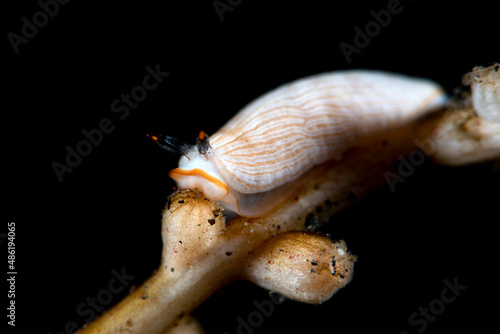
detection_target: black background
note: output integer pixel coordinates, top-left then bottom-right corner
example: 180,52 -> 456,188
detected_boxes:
3,0 -> 499,333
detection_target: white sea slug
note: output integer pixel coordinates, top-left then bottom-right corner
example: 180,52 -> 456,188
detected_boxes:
150,70 -> 447,217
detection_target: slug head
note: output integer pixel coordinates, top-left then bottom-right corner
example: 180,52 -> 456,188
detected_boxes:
148,132 -> 236,205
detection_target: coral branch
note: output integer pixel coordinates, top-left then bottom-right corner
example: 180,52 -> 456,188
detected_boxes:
243,232 -> 356,304
76,64 -> 500,334
430,64 -> 500,165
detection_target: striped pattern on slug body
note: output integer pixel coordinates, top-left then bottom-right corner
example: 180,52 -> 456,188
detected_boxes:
167,70 -> 447,217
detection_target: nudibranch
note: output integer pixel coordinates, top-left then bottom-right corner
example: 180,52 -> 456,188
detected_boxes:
150,70 -> 447,217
